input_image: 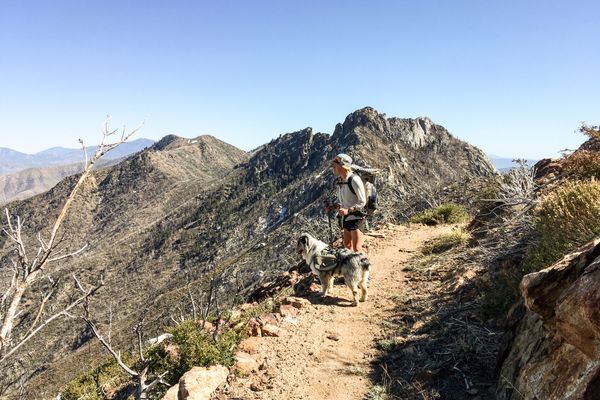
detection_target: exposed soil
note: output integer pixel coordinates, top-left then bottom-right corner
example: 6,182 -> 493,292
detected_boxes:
220,224 -> 456,400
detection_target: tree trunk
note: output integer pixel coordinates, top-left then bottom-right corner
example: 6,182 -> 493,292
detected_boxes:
0,283 -> 26,353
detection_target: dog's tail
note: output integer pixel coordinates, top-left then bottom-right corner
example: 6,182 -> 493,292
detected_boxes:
337,250 -> 371,270
359,254 -> 371,270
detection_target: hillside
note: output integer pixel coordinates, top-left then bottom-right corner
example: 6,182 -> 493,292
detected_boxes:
0,158 -> 129,206
0,108 -> 497,397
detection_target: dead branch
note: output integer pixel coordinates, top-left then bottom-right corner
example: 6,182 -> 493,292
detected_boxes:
186,272 -> 197,321
0,118 -> 140,380
81,303 -> 169,400
0,275 -> 103,363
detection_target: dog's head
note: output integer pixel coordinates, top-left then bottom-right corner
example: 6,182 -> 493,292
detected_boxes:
296,233 -> 314,260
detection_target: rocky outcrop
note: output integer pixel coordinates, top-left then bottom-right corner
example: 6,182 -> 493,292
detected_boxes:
329,107 -> 497,219
160,365 -> 229,400
496,239 -> 600,400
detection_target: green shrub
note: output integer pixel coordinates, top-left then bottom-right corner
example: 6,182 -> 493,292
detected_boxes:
61,355 -> 132,400
409,203 -> 470,226
62,319 -> 242,400
421,229 -> 471,255
525,179 -> 600,272
146,320 -> 240,387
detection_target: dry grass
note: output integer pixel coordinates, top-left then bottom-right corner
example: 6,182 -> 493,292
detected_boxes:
561,150 -> 600,180
525,178 -> 600,272
409,204 -> 470,226
372,247 -> 500,399
421,229 -> 471,255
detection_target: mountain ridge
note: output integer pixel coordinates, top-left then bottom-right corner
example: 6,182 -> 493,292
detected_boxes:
0,107 -> 498,397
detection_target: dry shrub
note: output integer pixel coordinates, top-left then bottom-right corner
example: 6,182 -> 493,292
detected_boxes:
525,178 -> 600,272
561,150 -> 600,180
421,229 -> 471,255
580,124 -> 600,141
409,203 -> 470,226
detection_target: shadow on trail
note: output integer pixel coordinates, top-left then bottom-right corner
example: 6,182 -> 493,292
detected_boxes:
306,288 -> 360,308
367,262 -> 502,400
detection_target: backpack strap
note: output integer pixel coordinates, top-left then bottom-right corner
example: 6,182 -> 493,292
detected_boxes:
346,175 -> 357,196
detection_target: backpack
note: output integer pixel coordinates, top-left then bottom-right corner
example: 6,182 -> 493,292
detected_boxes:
347,169 -> 379,216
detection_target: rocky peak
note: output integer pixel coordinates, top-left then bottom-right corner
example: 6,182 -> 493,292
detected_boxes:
331,107 -> 484,155
333,107 -> 390,140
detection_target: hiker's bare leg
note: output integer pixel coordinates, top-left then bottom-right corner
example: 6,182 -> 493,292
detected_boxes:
343,230 -> 352,250
350,229 -> 364,252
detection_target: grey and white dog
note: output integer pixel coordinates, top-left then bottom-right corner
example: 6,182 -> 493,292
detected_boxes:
296,233 -> 370,306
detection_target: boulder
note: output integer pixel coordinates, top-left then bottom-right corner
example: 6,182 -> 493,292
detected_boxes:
238,336 -> 261,354
261,324 -> 283,337
161,384 -> 179,400
282,296 -> 312,309
496,239 -> 600,400
258,313 -> 280,325
235,351 -> 259,375
147,333 -> 174,346
277,304 -> 299,317
246,317 -> 262,337
177,365 -> 229,400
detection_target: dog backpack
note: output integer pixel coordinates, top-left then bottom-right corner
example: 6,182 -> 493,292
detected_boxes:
347,167 -> 379,216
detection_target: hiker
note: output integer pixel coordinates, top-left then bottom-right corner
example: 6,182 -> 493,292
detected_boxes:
328,153 -> 367,252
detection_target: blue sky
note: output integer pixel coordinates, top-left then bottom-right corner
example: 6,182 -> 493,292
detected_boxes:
0,0 -> 598,159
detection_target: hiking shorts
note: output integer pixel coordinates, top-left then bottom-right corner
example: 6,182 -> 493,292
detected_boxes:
342,217 -> 366,232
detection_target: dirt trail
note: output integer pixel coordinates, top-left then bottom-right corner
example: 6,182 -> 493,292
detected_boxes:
224,224 -> 453,400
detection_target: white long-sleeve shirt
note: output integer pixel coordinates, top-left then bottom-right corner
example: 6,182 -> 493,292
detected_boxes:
337,173 -> 366,221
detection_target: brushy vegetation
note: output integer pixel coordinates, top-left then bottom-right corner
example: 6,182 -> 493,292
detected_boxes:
581,123 -> 600,141
479,178 -> 600,321
61,320 -> 242,400
409,203 -> 470,226
524,178 -> 600,273
478,270 -> 523,322
560,125 -> 600,179
146,320 -> 240,387
366,384 -> 391,400
561,150 -> 600,180
61,354 -> 133,400
421,229 -> 471,255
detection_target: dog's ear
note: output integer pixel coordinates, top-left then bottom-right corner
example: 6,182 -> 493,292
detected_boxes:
298,235 -> 307,246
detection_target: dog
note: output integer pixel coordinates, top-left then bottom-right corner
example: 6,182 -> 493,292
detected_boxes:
296,233 -> 370,306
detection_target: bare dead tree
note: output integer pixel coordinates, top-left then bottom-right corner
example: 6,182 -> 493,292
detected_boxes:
480,160 -> 537,210
0,117 -> 141,367
473,161 -> 539,263
80,302 -> 169,400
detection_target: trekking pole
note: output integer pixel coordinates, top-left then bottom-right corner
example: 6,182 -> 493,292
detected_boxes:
327,213 -> 334,246
323,199 -> 335,246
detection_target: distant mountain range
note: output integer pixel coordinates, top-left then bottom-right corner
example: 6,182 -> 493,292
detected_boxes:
0,138 -> 154,205
488,155 -> 539,171
0,138 -> 541,206
0,138 -> 154,176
